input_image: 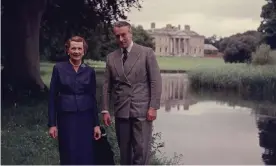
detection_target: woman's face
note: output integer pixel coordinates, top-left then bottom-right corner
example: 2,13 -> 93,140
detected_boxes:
68,41 -> 84,61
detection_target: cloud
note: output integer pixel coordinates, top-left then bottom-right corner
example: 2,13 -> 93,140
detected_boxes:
125,0 -> 266,37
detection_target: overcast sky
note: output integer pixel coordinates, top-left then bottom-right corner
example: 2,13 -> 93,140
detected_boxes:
125,0 -> 266,37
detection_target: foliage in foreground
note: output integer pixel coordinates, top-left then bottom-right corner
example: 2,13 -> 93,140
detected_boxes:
1,99 -> 183,165
104,118 -> 183,165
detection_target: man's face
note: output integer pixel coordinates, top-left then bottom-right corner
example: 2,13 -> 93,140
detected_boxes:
113,26 -> 132,48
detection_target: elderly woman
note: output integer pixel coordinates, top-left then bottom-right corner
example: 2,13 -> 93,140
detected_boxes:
48,36 -> 101,165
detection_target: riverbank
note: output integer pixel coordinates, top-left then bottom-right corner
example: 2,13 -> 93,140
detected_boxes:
156,57 -> 276,100
43,56 -> 276,97
83,56 -> 225,71
44,56 -> 276,88
187,63 -> 276,101
86,57 -> 276,97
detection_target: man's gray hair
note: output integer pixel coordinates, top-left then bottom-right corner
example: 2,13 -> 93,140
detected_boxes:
113,21 -> 131,28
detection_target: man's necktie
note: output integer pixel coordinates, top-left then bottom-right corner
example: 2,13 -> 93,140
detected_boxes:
122,48 -> 128,65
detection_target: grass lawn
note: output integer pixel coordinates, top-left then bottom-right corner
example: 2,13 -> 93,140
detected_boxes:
156,56 -> 225,70
41,56 -> 276,100
42,56 -> 225,72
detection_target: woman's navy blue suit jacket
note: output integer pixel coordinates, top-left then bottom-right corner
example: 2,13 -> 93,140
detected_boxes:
48,61 -> 99,127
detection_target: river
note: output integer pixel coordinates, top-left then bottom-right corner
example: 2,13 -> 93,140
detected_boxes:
153,73 -> 276,165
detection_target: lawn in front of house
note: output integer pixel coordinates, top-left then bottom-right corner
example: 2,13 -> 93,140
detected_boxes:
42,56 -> 225,73
85,56 -> 225,71
156,56 -> 224,70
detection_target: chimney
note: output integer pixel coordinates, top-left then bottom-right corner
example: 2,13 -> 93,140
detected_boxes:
185,25 -> 190,31
166,24 -> 172,29
178,25 -> 181,30
150,22 -> 155,29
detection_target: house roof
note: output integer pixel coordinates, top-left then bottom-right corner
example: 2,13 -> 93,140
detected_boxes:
204,44 -> 218,50
147,27 -> 202,37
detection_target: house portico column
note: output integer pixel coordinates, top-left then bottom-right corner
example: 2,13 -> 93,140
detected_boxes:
178,38 -> 181,56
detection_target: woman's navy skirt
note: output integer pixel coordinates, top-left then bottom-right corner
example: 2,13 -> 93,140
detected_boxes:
57,110 -> 95,165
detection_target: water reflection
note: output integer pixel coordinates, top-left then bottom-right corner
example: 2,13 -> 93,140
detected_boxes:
161,73 -> 197,112
257,117 -> 276,165
158,73 -> 276,165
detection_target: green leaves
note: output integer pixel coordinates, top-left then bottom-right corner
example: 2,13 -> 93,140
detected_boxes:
219,31 -> 263,63
40,0 -> 144,61
132,25 -> 155,49
258,0 -> 276,49
251,44 -> 276,65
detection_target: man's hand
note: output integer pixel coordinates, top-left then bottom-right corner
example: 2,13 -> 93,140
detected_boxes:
49,126 -> 58,139
94,126 -> 101,140
147,107 -> 157,121
103,112 -> 111,126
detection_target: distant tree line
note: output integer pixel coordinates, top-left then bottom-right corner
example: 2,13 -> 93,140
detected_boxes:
205,0 -> 276,63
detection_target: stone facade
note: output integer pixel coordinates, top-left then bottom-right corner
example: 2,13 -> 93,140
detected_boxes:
147,23 -> 205,57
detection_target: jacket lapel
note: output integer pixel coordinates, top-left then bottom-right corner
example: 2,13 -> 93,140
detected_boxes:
65,61 -> 76,74
123,43 -> 141,76
113,49 -> 129,83
77,63 -> 87,74
66,60 -> 87,74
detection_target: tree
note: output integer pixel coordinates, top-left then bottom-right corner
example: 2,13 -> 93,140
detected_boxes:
258,0 -> 276,49
204,35 -> 222,51
2,0 -> 48,100
204,35 -> 217,45
96,25 -> 155,60
1,0 -> 142,100
40,0 -> 141,62
132,25 -> 155,49
219,31 -> 262,63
